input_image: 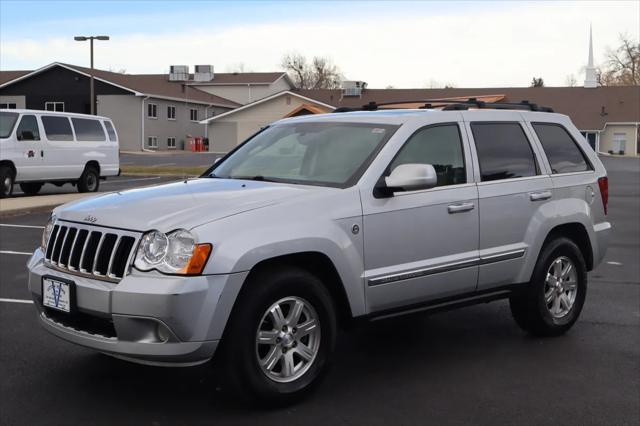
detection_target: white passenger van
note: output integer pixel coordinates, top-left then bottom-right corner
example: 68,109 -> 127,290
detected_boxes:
0,109 -> 119,198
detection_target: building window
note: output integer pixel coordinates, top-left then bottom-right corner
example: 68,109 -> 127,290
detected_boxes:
613,133 -> 627,155
148,103 -> 157,119
0,103 -> 17,109
190,108 -> 198,121
580,131 -> 598,152
167,105 -> 176,120
147,136 -> 158,149
45,102 -> 64,112
167,137 -> 176,149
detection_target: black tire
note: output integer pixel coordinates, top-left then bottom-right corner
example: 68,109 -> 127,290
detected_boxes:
19,182 -> 43,196
218,266 -> 337,405
0,165 -> 14,199
509,237 -> 587,337
77,166 -> 100,193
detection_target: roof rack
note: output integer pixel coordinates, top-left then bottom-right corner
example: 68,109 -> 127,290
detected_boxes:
333,98 -> 554,113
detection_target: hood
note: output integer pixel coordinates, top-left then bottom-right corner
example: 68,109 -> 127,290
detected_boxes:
55,178 -> 320,232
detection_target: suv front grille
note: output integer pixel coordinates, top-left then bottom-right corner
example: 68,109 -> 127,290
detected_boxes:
44,221 -> 140,282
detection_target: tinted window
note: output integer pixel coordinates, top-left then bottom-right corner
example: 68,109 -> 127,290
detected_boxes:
533,124 -> 590,173
16,115 -> 40,141
471,123 -> 537,181
42,116 -> 74,141
71,118 -> 105,141
0,111 -> 19,138
390,124 -> 466,186
104,121 -> 117,142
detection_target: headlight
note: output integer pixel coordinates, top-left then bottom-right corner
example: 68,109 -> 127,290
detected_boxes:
134,229 -> 211,275
41,215 -> 56,250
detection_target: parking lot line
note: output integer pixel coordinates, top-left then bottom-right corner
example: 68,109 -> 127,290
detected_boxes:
0,224 -> 45,229
0,250 -> 33,256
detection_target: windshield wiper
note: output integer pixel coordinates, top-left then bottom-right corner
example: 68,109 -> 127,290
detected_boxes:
229,175 -> 278,182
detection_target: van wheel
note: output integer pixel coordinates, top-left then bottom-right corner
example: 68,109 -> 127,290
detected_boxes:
219,266 -> 337,405
0,165 -> 14,198
78,166 -> 99,193
509,237 -> 587,337
19,182 -> 43,196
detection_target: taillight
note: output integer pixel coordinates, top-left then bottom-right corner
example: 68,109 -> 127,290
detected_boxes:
597,176 -> 608,215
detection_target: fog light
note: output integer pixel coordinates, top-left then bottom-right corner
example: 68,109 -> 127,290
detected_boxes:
156,323 -> 172,343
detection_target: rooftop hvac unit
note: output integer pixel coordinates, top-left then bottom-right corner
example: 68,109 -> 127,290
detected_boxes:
342,80 -> 367,97
169,65 -> 189,81
194,65 -> 214,82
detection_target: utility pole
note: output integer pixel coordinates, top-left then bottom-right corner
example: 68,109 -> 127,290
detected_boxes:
74,35 -> 110,115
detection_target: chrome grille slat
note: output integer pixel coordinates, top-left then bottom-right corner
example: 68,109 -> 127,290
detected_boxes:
91,233 -> 107,275
106,236 -> 122,277
43,220 -> 141,283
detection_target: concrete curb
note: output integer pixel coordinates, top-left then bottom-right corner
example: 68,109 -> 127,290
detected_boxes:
0,193 -> 91,217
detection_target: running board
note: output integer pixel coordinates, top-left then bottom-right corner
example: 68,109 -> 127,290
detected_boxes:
367,288 -> 516,322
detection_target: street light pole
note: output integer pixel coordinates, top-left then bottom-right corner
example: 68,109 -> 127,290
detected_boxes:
74,35 -> 109,115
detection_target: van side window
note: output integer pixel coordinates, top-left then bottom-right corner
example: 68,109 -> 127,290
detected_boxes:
103,121 -> 117,142
71,118 -> 106,141
16,115 -> 40,141
471,122 -> 538,182
389,124 -> 466,187
42,116 -> 74,141
532,123 -> 591,174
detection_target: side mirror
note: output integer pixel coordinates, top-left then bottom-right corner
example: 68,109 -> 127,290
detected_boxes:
18,130 -> 35,141
377,163 -> 438,196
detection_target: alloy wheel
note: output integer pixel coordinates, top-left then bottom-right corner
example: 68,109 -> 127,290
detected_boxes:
544,256 -> 578,318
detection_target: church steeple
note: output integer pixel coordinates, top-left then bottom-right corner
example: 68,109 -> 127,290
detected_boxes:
584,24 -> 598,88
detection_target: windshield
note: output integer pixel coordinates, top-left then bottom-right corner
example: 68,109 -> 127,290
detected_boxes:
209,122 -> 399,187
0,112 -> 19,139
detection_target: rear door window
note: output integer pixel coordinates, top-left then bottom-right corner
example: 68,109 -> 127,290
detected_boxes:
471,122 -> 538,182
42,116 -> 74,141
532,123 -> 591,173
103,121 -> 117,142
16,115 -> 40,141
71,118 -> 106,141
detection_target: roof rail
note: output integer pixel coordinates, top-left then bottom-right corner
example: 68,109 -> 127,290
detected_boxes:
333,98 -> 554,113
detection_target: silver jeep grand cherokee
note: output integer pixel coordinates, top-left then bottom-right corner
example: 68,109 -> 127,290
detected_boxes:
27,100 -> 611,402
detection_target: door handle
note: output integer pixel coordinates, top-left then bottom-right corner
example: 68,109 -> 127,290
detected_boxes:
529,191 -> 552,201
40,150 -> 44,158
447,202 -> 475,214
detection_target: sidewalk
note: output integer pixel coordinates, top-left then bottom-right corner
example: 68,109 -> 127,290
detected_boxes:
0,193 -> 91,216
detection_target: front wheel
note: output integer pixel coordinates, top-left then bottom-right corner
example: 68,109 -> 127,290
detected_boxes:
0,165 -> 14,198
510,237 -> 587,337
77,167 -> 99,193
219,267 -> 337,404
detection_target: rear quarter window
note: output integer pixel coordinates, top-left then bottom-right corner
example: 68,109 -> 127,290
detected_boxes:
71,118 -> 106,141
103,121 -> 117,142
532,123 -> 591,174
42,116 -> 74,141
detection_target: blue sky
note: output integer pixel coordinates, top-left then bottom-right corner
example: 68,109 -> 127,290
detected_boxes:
1,1 -> 638,88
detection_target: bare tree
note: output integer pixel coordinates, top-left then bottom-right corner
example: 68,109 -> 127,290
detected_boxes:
281,53 -> 342,89
598,33 -> 639,86
565,74 -> 577,87
531,77 -> 544,87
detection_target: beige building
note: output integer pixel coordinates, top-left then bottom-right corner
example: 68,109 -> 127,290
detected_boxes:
201,91 -> 334,152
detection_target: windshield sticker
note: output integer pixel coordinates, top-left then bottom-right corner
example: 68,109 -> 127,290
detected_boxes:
371,128 -> 386,134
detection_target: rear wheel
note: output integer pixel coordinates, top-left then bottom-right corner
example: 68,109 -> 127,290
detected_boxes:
219,266 -> 337,404
19,182 -> 43,196
77,166 -> 99,193
510,237 -> 587,336
0,165 -> 14,198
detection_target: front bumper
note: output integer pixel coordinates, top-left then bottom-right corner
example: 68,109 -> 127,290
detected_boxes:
27,248 -> 247,366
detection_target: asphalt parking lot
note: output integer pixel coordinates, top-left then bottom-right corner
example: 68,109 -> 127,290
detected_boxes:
0,156 -> 638,426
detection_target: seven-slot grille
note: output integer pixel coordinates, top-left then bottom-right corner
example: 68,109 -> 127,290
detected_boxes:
44,221 -> 140,282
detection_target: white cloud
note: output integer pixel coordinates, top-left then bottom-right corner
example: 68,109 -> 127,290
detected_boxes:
1,1 -> 637,87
